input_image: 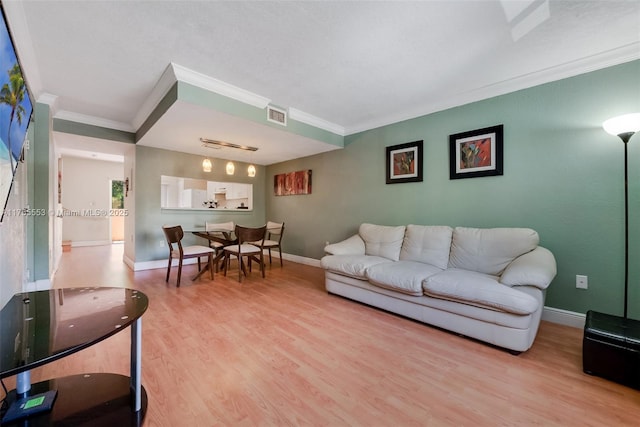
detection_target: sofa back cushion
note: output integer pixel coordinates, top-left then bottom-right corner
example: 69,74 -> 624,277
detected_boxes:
359,223 -> 406,261
399,225 -> 453,269
448,227 -> 539,275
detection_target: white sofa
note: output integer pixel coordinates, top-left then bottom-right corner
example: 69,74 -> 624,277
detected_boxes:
320,224 -> 557,353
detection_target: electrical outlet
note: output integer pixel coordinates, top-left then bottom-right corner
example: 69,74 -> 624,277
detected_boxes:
159,240 -> 164,248
325,241 -> 330,247
576,275 -> 588,289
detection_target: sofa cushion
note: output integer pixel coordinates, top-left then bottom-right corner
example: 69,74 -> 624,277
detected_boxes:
448,227 -> 539,275
500,246 -> 557,289
359,223 -> 406,261
320,255 -> 392,279
423,269 -> 539,315
324,235 -> 365,255
400,225 -> 453,269
366,261 -> 443,296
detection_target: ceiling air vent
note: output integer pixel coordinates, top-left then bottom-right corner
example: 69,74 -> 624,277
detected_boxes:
267,105 -> 287,126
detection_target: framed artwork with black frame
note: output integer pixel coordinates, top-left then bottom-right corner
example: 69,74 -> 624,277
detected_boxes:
449,125 -> 503,179
385,140 -> 423,184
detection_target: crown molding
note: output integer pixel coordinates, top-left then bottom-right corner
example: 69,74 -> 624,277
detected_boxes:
288,108 -> 345,136
134,62 -> 273,132
464,42 -> 640,103
345,44 -> 640,135
132,62 -> 177,130
172,63 -> 271,109
54,110 -> 135,133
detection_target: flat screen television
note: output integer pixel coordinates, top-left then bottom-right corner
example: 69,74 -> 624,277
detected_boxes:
0,5 -> 33,222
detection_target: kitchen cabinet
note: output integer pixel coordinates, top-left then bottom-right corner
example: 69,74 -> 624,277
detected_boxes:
161,176 -> 253,210
225,183 -> 249,200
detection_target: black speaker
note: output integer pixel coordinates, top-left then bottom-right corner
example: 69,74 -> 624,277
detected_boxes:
583,310 -> 640,389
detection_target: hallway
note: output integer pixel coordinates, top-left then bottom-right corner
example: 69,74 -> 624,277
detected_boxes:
53,243 -> 136,288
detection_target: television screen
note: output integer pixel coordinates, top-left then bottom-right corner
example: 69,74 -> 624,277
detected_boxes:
0,6 -> 33,222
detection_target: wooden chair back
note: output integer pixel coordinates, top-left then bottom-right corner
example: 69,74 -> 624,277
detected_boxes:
235,225 -> 267,246
162,225 -> 185,253
266,221 -> 285,243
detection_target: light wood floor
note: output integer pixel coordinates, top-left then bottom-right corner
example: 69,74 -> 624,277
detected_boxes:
6,244 -> 640,426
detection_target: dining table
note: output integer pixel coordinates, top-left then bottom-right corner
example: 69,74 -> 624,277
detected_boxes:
191,226 -> 237,275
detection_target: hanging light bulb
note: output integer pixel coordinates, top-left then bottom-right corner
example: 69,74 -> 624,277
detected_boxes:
247,164 -> 256,177
226,161 -> 235,175
202,158 -> 212,172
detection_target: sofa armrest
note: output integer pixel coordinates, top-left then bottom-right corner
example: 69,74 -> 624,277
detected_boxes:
324,235 -> 365,255
500,246 -> 557,290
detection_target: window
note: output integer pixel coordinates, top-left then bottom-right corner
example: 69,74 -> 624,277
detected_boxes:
112,180 -> 124,209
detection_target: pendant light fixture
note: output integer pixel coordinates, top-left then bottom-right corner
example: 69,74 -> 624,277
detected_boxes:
226,161 -> 235,175
202,158 -> 212,172
200,137 -> 259,177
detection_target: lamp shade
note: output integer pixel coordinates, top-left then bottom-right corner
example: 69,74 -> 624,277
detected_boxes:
202,158 -> 212,172
247,164 -> 256,177
602,113 -> 640,137
226,161 -> 235,175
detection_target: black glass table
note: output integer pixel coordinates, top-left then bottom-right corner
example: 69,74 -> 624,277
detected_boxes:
0,287 -> 148,426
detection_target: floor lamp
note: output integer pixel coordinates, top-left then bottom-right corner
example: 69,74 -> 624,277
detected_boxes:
582,112 -> 640,389
602,113 -> 640,318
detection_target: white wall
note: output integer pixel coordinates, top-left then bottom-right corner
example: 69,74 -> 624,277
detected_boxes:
61,156 -> 123,245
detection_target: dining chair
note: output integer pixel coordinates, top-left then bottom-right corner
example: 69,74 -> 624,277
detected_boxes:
263,221 -> 285,267
223,225 -> 267,282
162,225 -> 215,287
205,221 -> 236,270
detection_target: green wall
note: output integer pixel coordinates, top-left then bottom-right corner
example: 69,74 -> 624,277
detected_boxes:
33,102 -> 50,281
53,118 -> 136,143
266,60 -> 640,318
134,145 -> 267,262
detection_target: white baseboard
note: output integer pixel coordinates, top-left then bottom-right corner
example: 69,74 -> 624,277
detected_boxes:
71,240 -> 112,247
281,253 -> 321,267
128,252 -> 320,271
128,256 -> 201,272
542,306 -> 586,329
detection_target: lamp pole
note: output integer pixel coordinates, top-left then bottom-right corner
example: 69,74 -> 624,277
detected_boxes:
619,131 -> 634,318
582,115 -> 640,388
603,113 -> 640,318
623,135 -> 629,318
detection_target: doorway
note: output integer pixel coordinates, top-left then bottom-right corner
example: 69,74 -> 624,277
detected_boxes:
110,179 -> 125,242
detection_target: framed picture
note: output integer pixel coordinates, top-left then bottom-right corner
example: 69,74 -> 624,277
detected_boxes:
274,169 -> 312,196
386,140 -> 423,184
449,125 -> 503,179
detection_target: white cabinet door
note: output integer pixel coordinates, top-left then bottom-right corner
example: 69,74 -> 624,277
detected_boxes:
227,184 -> 248,199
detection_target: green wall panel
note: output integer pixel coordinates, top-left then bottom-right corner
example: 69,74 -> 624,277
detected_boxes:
53,119 -> 135,143
266,60 -> 640,317
33,102 -> 50,280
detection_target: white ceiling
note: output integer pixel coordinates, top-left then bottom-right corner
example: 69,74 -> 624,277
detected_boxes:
3,1 -> 639,164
